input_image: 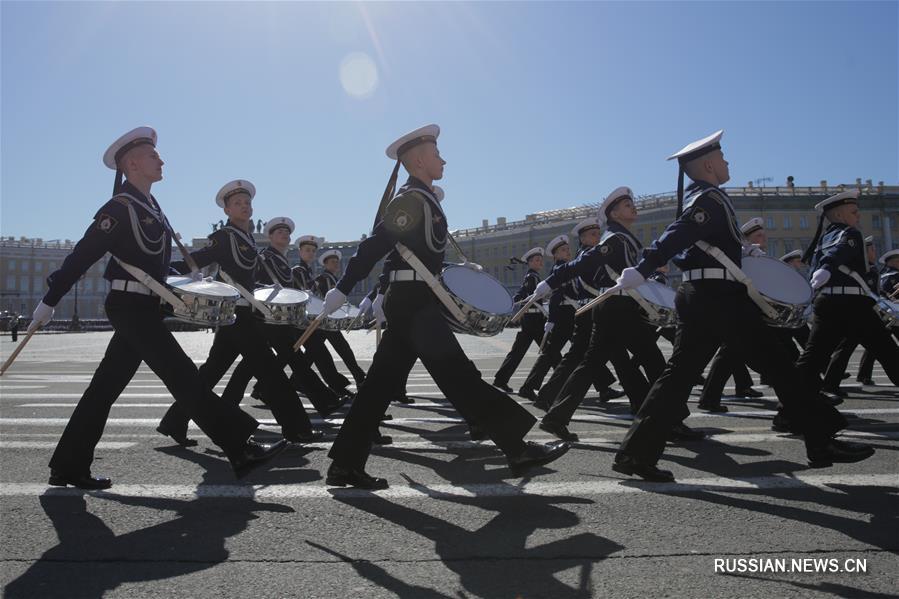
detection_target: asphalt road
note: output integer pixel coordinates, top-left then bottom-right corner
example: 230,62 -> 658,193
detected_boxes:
1,330 -> 897,598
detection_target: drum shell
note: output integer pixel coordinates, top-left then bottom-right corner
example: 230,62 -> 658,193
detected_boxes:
438,267 -> 513,337
165,278 -> 239,327
873,298 -> 899,328
303,296 -> 350,331
253,287 -> 309,326
740,256 -> 813,328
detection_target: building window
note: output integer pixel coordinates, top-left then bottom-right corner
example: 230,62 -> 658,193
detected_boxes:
799,216 -> 809,230
21,261 -> 29,272
766,216 -> 776,230
783,216 -> 792,229
20,276 -> 28,290
5,275 -> 14,289
8,259 -> 16,270
872,215 -> 881,229
783,240 -> 793,252
768,240 -> 779,256
83,278 -> 93,292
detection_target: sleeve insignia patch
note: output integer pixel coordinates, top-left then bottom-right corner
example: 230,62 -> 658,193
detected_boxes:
691,207 -> 709,225
96,213 -> 118,233
141,216 -> 156,226
239,244 -> 249,251
393,209 -> 413,230
847,238 -> 856,247
600,245 -> 611,255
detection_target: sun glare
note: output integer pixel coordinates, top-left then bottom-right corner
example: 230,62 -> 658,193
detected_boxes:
339,51 -> 379,98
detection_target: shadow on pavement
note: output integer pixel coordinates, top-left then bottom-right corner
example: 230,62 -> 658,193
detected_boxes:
3,449 -> 295,598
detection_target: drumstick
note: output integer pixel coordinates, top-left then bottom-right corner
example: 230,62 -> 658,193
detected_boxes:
575,285 -> 623,317
511,294 -> 539,323
0,327 -> 38,376
293,314 -> 325,351
538,330 -> 549,353
375,320 -> 382,346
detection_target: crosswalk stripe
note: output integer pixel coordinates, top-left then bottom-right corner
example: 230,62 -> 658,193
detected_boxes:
0,473 -> 894,499
0,441 -> 135,449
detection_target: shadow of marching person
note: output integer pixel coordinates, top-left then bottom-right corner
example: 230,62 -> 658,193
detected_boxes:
327,447 -> 623,598
4,448 -> 295,598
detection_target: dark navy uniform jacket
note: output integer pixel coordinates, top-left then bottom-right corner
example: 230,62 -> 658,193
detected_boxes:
514,269 -> 543,303
809,223 -> 869,290
256,246 -> 294,287
336,176 -> 447,295
314,271 -> 339,298
546,259 -> 581,325
545,221 -> 643,293
291,261 -> 316,292
43,181 -> 172,307
635,181 -> 743,278
174,220 -> 259,291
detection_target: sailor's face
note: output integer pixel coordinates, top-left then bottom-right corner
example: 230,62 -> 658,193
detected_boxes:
299,244 -> 316,263
528,255 -> 544,271
711,150 -> 730,185
554,244 -> 571,262
887,257 -> 899,270
786,258 -> 803,270
579,228 -> 601,248
610,198 -> 638,224
422,143 -> 446,181
269,227 -> 291,249
224,193 -> 253,222
746,229 -> 767,249
842,204 -> 861,228
127,145 -> 164,182
324,257 -> 340,274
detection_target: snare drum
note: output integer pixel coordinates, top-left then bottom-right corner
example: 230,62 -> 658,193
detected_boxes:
740,256 -> 813,328
341,305 -> 366,331
873,297 -> 899,328
439,265 -> 513,336
165,276 -> 240,327
253,285 -> 309,326
633,281 -> 677,328
304,296 -> 352,331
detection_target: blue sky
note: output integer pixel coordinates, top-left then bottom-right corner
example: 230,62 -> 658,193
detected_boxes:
2,1 -> 896,243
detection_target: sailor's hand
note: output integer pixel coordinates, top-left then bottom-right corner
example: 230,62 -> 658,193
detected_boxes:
189,271 -> 203,282
372,293 -> 386,326
810,268 -> 831,290
544,321 -> 554,334
322,289 -> 347,317
742,244 -> 765,257
358,295 -> 373,316
533,281 -> 553,300
30,302 -> 54,331
616,267 -> 645,290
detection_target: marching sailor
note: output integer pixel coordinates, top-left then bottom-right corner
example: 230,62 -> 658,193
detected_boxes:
315,124 -> 570,488
492,247 -> 547,392
224,217 -> 346,417
292,235 -> 357,398
795,191 -> 899,397
610,130 -> 874,481
158,180 -> 323,444
531,217 -> 622,408
531,186 -> 668,440
313,249 -> 368,387
37,127 -> 285,488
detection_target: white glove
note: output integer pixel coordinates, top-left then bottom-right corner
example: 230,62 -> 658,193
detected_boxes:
461,261 -> 483,272
358,295 -> 373,316
742,244 -> 765,257
616,267 -> 646,290
810,268 -> 831,290
533,280 -> 553,300
372,293 -> 386,326
544,321 -> 554,334
189,271 -> 203,282
30,301 -> 54,331
321,288 -> 347,317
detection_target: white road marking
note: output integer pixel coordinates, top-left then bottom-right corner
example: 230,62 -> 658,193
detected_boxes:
0,441 -> 136,449
0,473 -> 894,499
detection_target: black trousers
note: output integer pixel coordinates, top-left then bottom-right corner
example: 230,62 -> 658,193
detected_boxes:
822,338 -> 859,389
328,283 -> 535,470
797,296 -> 899,391
50,293 -> 258,476
697,346 -> 756,406
159,307 -> 312,439
619,281 -> 847,465
227,324 -> 338,416
521,307 -> 576,393
322,330 -> 366,385
297,330 -> 352,393
546,297 -> 665,424
536,310 -> 615,405
493,312 -> 545,386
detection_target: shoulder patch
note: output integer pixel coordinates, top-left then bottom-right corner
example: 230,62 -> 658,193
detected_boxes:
690,207 -> 710,225
95,213 -> 118,234
847,237 -> 855,247
599,244 -> 611,255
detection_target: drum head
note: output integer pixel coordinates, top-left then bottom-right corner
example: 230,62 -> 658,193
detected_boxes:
305,295 -> 325,316
166,276 -> 240,298
635,280 -> 676,309
442,266 -> 513,315
253,286 -> 309,305
741,256 -> 812,304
